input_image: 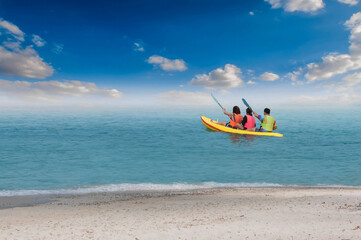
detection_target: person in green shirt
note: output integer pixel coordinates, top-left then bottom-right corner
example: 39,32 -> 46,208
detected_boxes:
252,108 -> 277,132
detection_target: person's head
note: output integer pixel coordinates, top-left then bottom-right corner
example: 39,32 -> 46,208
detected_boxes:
264,108 -> 271,115
246,108 -> 252,116
233,106 -> 241,114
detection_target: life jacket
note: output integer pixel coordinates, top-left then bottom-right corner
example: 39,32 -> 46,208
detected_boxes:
261,115 -> 275,132
229,114 -> 242,128
244,115 -> 255,129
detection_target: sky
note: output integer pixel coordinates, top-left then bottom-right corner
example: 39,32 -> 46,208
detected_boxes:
0,0 -> 361,109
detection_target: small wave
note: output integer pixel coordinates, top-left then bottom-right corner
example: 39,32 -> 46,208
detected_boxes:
0,182 -> 283,197
0,182 -> 358,197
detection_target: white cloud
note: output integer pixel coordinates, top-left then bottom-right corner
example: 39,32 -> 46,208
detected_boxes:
290,71 -> 361,106
338,0 -> 358,6
0,79 -> 122,102
342,72 -> 361,87
288,93 -> 361,106
286,0 -> 324,12
249,11 -> 255,15
306,54 -> 361,81
52,43 -> 64,54
3,41 -> 21,51
32,34 -> 46,47
134,42 -> 144,52
247,80 -> 256,84
0,18 -> 53,79
288,95 -> 329,103
265,0 -> 325,13
305,12 -> 361,82
147,55 -> 187,71
285,68 -> 303,82
190,64 -> 243,89
219,89 -> 230,95
0,46 -> 53,79
345,12 -> 361,55
287,68 -> 305,85
157,90 -> 212,105
318,72 -> 361,92
259,72 -> 280,81
322,72 -> 361,91
0,18 -> 24,41
266,0 -> 282,8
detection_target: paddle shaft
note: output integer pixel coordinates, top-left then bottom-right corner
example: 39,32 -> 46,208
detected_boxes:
211,94 -> 224,109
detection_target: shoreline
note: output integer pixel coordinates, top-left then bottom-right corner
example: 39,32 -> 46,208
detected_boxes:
1,186 -> 361,209
1,187 -> 361,239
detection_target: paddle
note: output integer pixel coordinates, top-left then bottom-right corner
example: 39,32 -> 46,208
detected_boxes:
242,98 -> 252,110
211,93 -> 224,109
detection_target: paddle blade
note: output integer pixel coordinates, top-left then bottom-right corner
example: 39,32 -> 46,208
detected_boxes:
242,98 -> 252,110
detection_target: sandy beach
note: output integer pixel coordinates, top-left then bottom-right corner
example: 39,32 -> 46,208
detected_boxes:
1,188 -> 361,240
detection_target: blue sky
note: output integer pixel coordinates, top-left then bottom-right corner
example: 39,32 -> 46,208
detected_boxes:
0,0 -> 361,108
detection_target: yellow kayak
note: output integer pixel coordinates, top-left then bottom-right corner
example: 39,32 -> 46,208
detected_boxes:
201,115 -> 284,137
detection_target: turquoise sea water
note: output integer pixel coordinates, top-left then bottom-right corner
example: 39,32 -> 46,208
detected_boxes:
0,108 -> 360,196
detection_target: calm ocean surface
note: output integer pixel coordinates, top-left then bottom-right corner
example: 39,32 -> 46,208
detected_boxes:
0,108 -> 360,196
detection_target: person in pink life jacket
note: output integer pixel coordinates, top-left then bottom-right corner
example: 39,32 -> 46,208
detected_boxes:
236,108 -> 256,131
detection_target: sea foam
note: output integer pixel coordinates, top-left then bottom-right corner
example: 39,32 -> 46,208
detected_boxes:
0,182 -> 284,197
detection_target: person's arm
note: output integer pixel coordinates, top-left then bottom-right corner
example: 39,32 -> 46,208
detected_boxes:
253,111 -> 259,119
273,121 -> 277,130
223,108 -> 233,118
253,111 -> 263,123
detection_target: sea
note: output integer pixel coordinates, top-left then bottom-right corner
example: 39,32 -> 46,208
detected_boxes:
0,107 -> 360,196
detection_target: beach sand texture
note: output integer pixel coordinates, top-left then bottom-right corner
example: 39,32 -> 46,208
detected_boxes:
1,188 -> 361,240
